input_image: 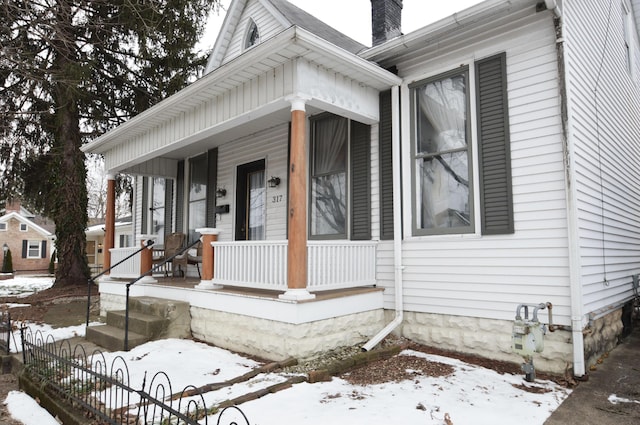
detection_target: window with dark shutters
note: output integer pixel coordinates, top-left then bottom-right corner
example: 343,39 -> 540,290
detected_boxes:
475,53 -> 514,235
379,90 -> 394,240
41,240 -> 46,258
350,121 -> 371,240
22,240 -> 27,258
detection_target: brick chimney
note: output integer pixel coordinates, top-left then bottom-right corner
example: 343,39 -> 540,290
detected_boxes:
371,0 -> 403,46
4,200 -> 21,214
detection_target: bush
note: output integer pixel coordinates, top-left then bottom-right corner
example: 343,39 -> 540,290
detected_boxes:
48,249 -> 56,275
2,249 -> 13,273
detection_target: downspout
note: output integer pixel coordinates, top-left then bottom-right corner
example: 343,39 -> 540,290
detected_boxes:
549,1 -> 586,377
363,84 -> 403,351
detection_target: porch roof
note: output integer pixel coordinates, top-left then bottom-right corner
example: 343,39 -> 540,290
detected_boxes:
82,26 -> 401,159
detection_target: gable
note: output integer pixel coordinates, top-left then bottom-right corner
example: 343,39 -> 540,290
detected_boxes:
205,0 -> 366,74
206,0 -> 288,72
0,212 -> 53,237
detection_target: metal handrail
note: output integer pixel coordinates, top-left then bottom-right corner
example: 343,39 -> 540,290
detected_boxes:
86,240 -> 155,327
124,238 -> 201,351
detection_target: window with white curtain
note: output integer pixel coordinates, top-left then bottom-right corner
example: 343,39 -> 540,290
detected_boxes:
189,154 -> 207,243
412,68 -> 472,235
151,177 -> 165,236
310,114 -> 348,238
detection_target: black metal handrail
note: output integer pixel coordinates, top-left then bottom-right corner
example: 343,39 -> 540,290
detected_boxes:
86,239 -> 156,327
123,238 -> 201,351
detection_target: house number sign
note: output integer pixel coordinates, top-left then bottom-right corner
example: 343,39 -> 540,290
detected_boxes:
272,195 -> 284,203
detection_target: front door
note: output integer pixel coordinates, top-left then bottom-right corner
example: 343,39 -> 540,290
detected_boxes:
235,159 -> 266,240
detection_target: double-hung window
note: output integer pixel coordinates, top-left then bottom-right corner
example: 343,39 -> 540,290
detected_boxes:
27,240 -> 41,258
411,53 -> 514,236
412,68 -> 472,234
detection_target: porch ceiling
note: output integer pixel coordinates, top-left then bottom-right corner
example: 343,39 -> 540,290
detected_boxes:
82,26 -> 401,160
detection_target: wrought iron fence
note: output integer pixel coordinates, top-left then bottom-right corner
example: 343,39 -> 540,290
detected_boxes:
0,311 -> 10,354
20,327 -> 251,425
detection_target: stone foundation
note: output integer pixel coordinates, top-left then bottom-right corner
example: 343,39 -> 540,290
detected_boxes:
400,311 -> 574,375
583,309 -> 623,369
191,308 -> 385,361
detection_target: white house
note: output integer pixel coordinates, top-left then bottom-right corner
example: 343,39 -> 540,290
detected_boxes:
82,0 -> 640,377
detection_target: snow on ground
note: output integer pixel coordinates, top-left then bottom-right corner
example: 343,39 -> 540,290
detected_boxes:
0,276 -> 53,297
1,276 -> 572,425
4,391 -> 61,425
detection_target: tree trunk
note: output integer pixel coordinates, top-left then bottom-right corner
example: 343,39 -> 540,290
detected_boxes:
50,1 -> 89,286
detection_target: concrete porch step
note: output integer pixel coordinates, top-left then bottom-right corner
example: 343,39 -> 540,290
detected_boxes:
106,310 -> 168,340
85,324 -> 148,352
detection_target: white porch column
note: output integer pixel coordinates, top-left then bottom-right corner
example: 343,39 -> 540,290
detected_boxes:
280,96 -> 315,301
195,228 -> 222,290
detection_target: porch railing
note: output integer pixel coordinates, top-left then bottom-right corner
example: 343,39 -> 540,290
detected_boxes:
109,247 -> 141,278
211,240 -> 377,292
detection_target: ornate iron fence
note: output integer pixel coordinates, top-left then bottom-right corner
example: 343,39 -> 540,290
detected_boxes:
0,311 -> 10,354
20,327 -> 251,425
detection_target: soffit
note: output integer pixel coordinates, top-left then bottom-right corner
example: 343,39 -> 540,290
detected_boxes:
83,26 -> 400,155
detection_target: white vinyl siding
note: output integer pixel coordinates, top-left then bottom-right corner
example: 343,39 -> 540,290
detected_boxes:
389,11 -> 573,324
222,0 -> 285,65
564,0 -> 640,314
216,124 -> 289,242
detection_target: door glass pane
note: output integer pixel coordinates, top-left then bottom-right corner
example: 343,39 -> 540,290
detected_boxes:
247,170 -> 265,240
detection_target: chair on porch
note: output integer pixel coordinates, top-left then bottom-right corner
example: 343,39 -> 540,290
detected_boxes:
187,241 -> 203,278
152,232 -> 186,277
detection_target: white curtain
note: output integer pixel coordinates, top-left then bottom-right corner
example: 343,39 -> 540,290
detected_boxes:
312,116 -> 348,236
417,75 -> 470,229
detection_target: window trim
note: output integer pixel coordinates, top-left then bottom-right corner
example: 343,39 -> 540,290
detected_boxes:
409,66 -> 475,237
26,240 -> 41,259
20,223 -> 28,232
0,222 -> 6,231
244,19 -> 260,50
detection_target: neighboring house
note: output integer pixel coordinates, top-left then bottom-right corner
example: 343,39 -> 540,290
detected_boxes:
85,218 -> 133,274
82,0 -> 640,378
0,202 -> 54,274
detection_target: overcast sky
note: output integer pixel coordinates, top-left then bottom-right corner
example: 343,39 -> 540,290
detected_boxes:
200,0 -> 484,50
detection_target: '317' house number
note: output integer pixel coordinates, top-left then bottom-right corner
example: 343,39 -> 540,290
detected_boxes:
271,195 -> 283,203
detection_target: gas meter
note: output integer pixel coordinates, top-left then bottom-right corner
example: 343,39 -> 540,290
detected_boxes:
512,303 -> 551,381
512,304 -> 547,356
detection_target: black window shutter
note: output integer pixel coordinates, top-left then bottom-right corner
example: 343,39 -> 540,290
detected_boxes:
350,121 -> 371,240
22,240 -> 27,258
141,177 -> 149,234
175,160 -> 185,234
164,178 -> 173,237
41,240 -> 46,258
379,90 -> 394,240
206,148 -> 218,228
475,53 -> 514,235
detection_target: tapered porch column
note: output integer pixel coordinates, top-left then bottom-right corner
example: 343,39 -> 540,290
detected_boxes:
103,174 -> 116,274
280,96 -> 315,301
195,228 -> 222,290
137,235 -> 157,283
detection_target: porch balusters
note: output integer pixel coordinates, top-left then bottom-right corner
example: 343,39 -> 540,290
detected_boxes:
195,228 -> 221,289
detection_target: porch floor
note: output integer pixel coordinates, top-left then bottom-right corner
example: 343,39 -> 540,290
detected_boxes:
107,275 -> 383,302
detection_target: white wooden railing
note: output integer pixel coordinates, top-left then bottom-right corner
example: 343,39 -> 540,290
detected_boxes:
211,240 -> 377,292
109,247 -> 141,278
